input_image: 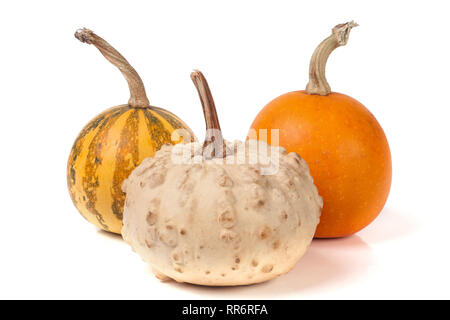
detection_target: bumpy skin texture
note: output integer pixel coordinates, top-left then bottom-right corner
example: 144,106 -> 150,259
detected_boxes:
122,140 -> 322,286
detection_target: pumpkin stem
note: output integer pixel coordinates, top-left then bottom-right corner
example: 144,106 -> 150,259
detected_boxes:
305,21 -> 358,96
75,28 -> 150,108
190,70 -> 227,159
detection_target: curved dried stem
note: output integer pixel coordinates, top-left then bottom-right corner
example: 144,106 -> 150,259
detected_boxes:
75,28 -> 150,108
305,21 -> 358,96
190,70 -> 227,159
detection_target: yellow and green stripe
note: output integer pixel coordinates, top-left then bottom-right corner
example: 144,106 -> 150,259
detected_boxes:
67,105 -> 195,234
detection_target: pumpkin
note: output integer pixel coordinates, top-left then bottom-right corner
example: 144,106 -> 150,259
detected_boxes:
249,22 -> 392,238
121,71 -> 322,286
67,29 -> 195,234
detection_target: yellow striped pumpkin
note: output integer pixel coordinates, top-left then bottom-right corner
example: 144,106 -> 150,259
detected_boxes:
67,29 -> 195,234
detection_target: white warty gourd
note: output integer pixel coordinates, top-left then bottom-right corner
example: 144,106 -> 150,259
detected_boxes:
121,71 -> 322,286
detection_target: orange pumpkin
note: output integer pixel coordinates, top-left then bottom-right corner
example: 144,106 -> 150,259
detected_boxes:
249,22 -> 391,238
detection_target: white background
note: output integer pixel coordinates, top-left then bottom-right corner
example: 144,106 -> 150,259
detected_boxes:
0,0 -> 449,299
